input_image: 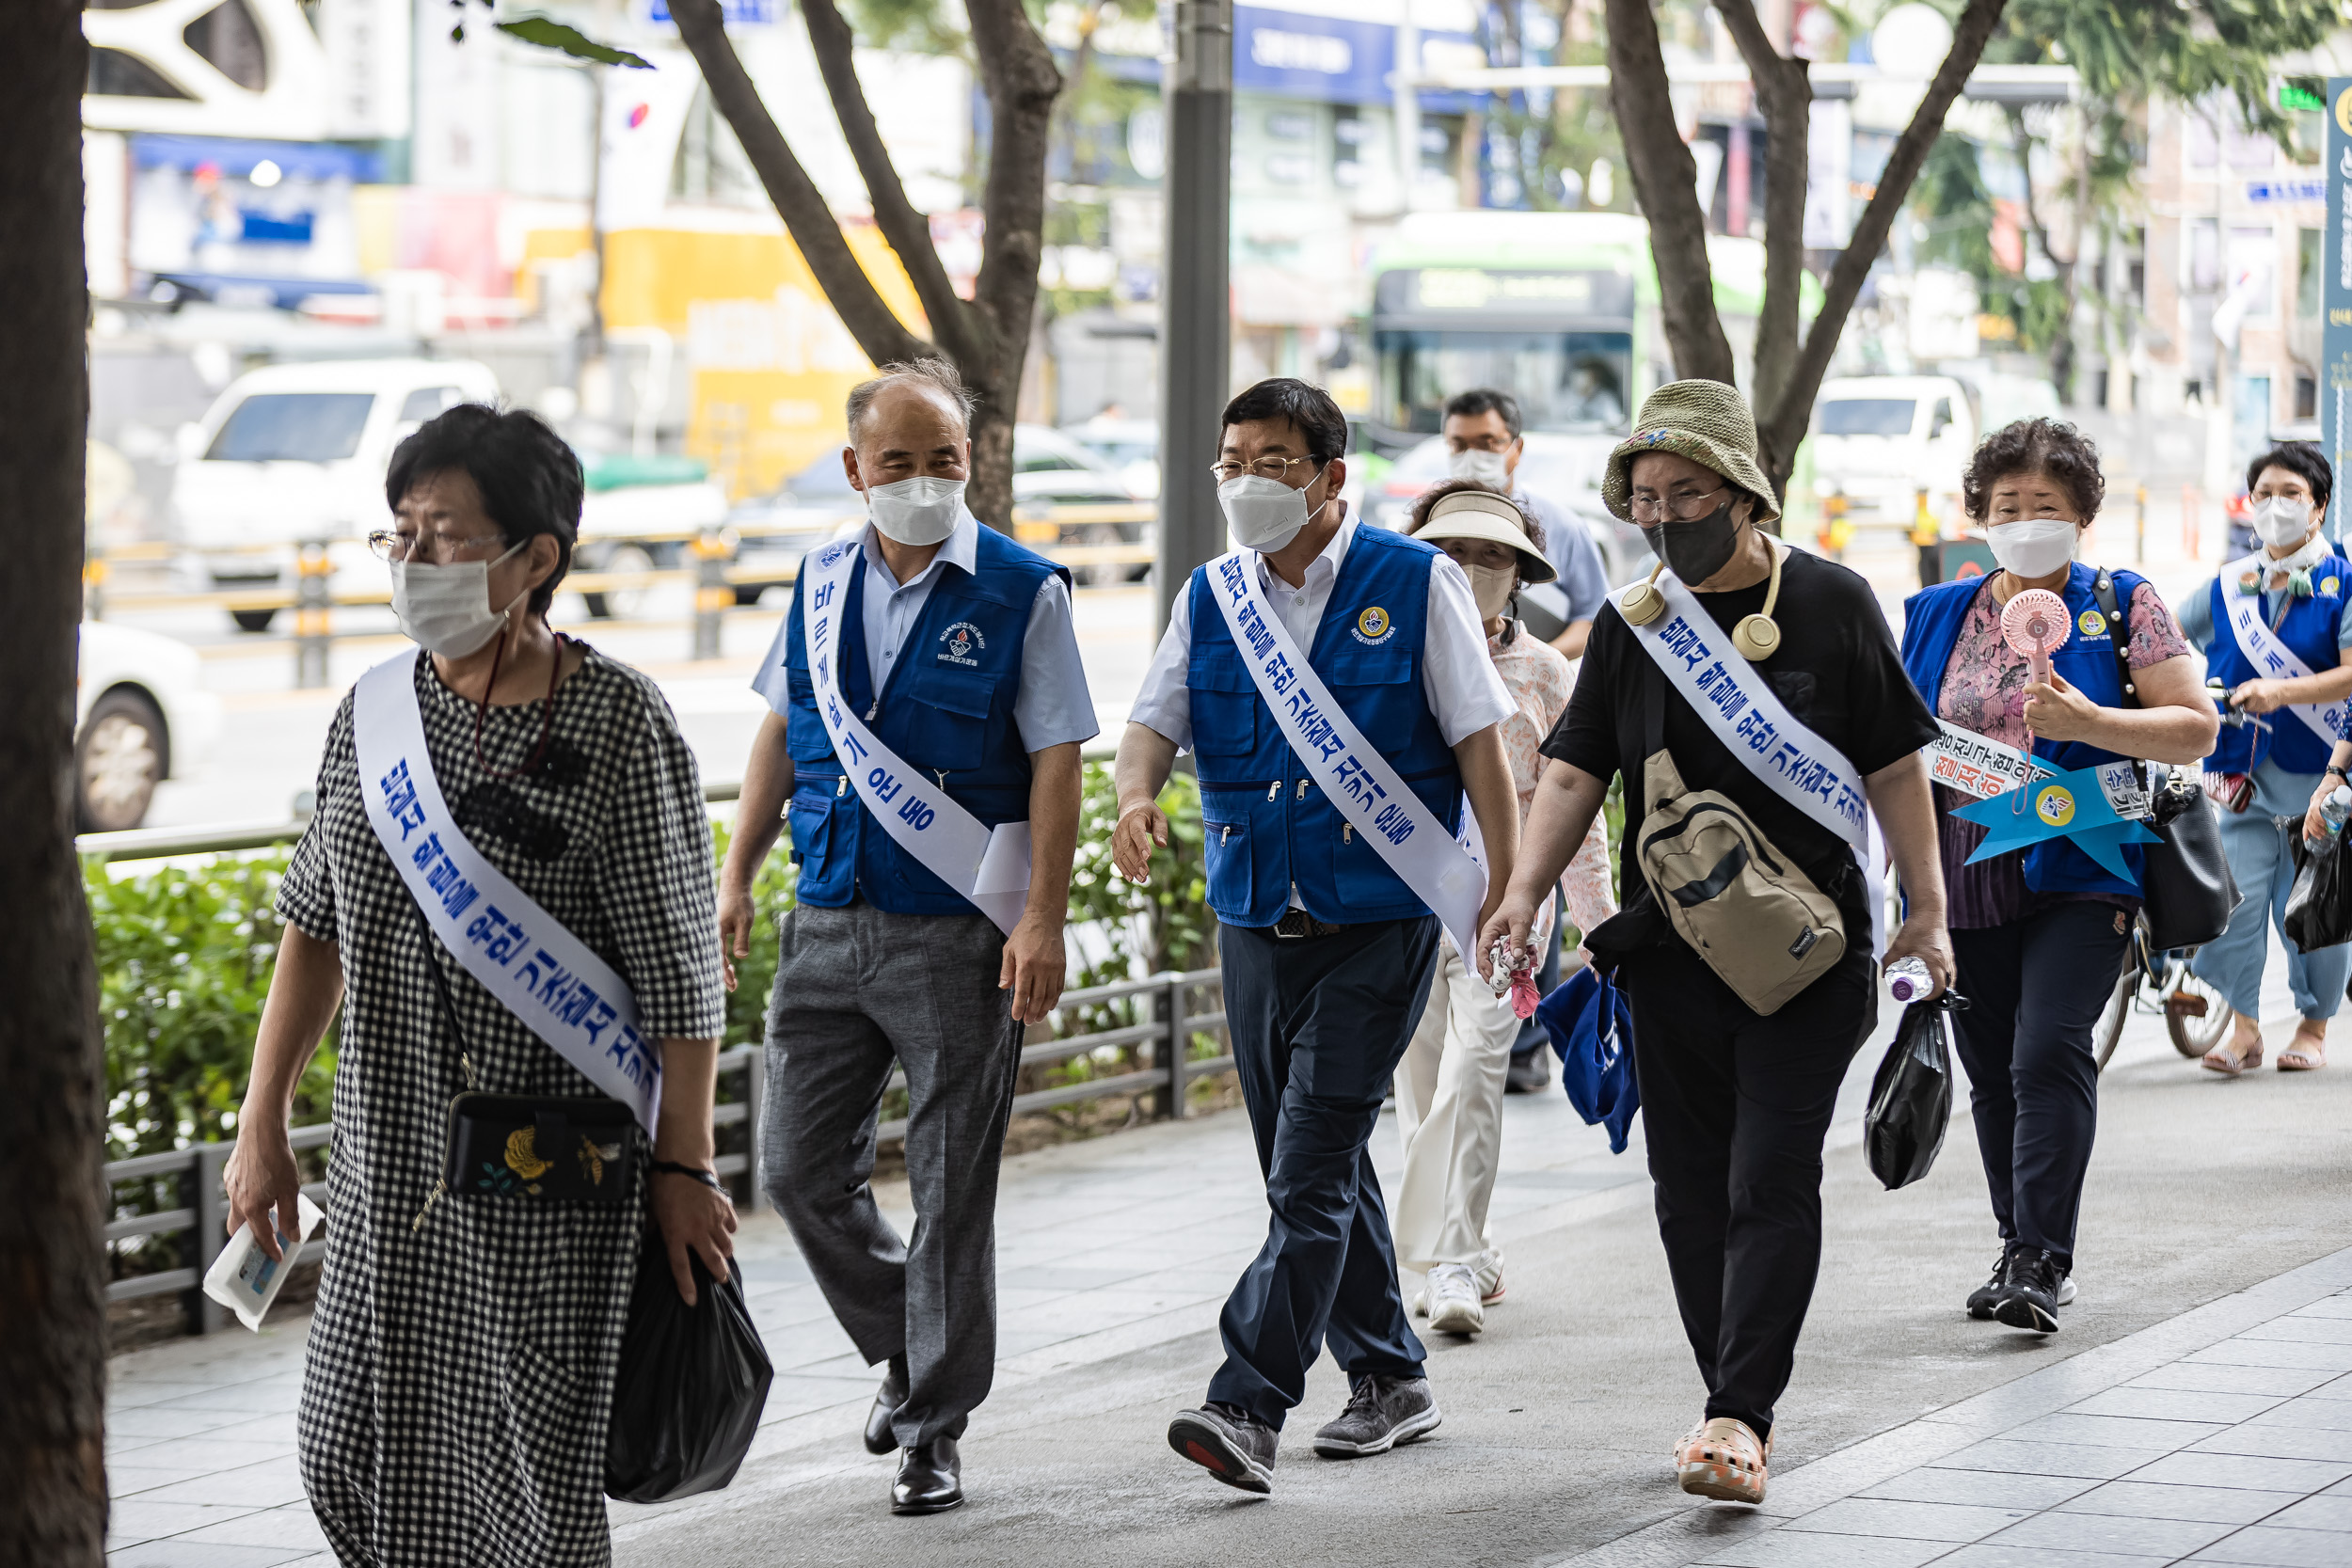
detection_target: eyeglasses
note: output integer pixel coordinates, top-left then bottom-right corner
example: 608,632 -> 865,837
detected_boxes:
367,530 -> 506,564
1627,486 -> 1729,524
1211,455 -> 1322,485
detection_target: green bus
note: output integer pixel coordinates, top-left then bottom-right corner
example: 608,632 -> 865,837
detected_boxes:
1362,210 -> 1781,457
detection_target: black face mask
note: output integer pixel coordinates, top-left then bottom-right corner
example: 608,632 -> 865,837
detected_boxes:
1642,499 -> 1744,585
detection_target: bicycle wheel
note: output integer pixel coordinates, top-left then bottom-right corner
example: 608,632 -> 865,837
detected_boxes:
2162,957 -> 2232,1058
2092,950 -> 2138,1071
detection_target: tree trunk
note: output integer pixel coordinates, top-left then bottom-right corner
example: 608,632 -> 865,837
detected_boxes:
1716,0 -> 1812,502
1603,0 -> 1735,385
0,6 -> 109,1567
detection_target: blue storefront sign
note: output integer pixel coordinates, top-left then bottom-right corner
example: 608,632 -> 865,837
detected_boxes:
1231,6 -> 1478,112
2325,79 -> 2352,541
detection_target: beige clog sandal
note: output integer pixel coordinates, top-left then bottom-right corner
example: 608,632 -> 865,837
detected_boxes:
1678,1416 -> 1769,1504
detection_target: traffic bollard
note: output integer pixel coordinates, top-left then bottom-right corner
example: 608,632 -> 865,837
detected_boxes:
84,545 -> 107,621
690,529 -> 732,661
295,542 -> 332,689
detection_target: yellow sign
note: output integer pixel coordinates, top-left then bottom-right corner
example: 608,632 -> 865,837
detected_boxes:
2335,84 -> 2352,135
2035,784 -> 2077,829
2077,609 -> 2106,639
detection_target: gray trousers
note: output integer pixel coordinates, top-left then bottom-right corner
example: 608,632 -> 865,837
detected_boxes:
760,898 -> 1022,1447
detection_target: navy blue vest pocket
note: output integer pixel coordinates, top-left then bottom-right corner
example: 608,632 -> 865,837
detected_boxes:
1322,651 -> 1419,743
896,662 -> 999,772
1200,805 -> 1254,917
787,786 -> 852,905
783,671 -> 839,764
1186,651 -> 1260,758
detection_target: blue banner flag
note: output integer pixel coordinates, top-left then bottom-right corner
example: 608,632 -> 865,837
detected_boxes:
1951,764 -> 2163,880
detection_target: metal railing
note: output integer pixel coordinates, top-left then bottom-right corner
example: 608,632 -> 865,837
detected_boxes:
104,968 -> 1229,1336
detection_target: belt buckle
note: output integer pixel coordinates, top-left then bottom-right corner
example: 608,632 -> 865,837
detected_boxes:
1274,910 -> 1310,940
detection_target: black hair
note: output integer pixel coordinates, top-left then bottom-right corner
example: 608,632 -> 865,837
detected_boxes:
1441,388 -> 1523,440
385,403 -> 580,617
2246,440 -> 2332,519
1220,377 -> 1348,465
1962,417 -> 2106,525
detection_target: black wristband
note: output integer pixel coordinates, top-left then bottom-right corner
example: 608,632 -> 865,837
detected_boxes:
649,1160 -> 721,1189
2329,765 -> 2349,782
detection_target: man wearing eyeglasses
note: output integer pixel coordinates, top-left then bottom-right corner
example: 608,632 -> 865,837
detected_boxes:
1111,378 -> 1520,1494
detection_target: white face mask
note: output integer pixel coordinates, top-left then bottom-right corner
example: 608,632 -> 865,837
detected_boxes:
1986,516 -> 2079,579
2253,495 -> 2316,550
1447,447 -> 1513,487
866,475 -> 965,546
1218,470 -> 1328,554
390,540 -> 531,658
1463,562 -> 1518,621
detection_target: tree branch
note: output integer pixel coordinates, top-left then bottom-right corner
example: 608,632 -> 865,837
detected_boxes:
1759,0 -> 2010,476
669,0 -> 927,369
1715,0 -> 1811,445
800,0 -> 979,365
963,0 -> 1061,364
1604,0 -> 1736,384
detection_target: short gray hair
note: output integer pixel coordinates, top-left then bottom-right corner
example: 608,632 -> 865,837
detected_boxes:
846,357 -> 977,440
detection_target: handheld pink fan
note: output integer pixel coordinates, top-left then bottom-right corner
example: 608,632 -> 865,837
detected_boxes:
2000,588 -> 2069,689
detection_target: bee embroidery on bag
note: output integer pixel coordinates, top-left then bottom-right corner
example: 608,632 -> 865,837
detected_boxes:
578,1136 -> 622,1187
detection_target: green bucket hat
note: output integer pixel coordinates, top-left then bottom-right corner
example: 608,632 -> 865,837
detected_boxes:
1602,378 -> 1781,528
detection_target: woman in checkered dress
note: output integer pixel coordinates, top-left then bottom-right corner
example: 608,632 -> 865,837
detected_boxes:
224,406 -> 730,1566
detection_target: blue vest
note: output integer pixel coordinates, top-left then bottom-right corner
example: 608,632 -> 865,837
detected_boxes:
778,528 -> 1068,915
2201,559 -> 2351,775
1186,526 -> 1463,927
1900,562 -> 2149,899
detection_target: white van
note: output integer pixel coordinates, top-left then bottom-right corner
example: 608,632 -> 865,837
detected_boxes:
171,358 -> 501,630
1810,374 -> 1978,521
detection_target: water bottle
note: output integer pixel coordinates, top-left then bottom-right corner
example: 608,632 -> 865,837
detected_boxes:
1884,956 -> 1932,1006
2314,784 -> 2352,847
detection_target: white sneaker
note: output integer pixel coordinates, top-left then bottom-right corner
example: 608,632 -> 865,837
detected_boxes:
2057,1275 -> 2077,1307
1472,1250 -> 1507,1304
1425,1263 -> 1485,1335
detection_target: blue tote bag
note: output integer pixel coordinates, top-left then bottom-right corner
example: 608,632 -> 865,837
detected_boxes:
1537,964 -> 1639,1153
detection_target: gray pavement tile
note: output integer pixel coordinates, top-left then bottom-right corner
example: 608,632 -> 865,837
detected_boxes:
106,1381 -> 227,1411
2073,1386 -> 2292,1424
755,1374 -> 885,1421
1932,1438 -> 2169,1481
2285,1296 -> 2352,1321
105,1438 -> 294,1474
1926,1548 -> 2170,1568
107,1406 -> 253,1444
2191,1425 -> 2352,1463
1692,1529 -> 1949,1568
2187,1525 -> 2352,1565
108,1464 -> 218,1497
2058,1480 -> 2307,1525
996,1263 -> 1159,1291
2264,1494 -> 2352,1530
106,1544 -> 313,1568
106,1500 -> 264,1546
1783,1497 -> 2029,1542
189,1413 -> 301,1447
2251,1398 -> 2352,1433
2240,1316 -> 2352,1347
136,1457 -> 309,1510
1979,1509 -> 2238,1557
2187,1339 -> 2352,1372
177,1507 -> 331,1552
146,1384 -> 309,1416
2007,1411 -> 2228,1449
2128,1364 -> 2336,1399
2125,1451 -> 2352,1492
1859,1469 -> 2097,1510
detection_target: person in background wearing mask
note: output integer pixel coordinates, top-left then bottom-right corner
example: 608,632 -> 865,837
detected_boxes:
1390,482 -> 1616,1337
721,360 -> 1094,1515
2179,440 -> 2352,1075
1482,381 -> 1953,1506
1441,387 -> 1612,1095
1899,420 -> 2215,1334
1115,378 -> 1520,1494
224,405 -> 731,1564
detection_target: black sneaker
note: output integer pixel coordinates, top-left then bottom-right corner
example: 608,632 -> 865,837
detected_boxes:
1504,1051 -> 1551,1095
1966,1243 -> 2019,1321
1994,1247 -> 2062,1334
1168,1402 -> 1278,1494
1311,1374 -> 1442,1458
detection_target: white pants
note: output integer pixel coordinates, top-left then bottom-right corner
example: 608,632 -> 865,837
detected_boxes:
1391,934 -> 1521,1272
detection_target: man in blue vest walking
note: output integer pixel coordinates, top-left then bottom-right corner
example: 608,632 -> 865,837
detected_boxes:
719,359 -> 1095,1515
1114,378 -> 1521,1494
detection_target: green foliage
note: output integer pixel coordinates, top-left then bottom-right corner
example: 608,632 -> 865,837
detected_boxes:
709,818 -> 802,1053
85,850 -> 333,1162
493,16 -> 654,69
1993,0 -> 2336,146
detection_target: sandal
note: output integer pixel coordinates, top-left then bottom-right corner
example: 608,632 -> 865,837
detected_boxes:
1678,1416 -> 1769,1504
2202,1038 -> 2263,1076
2280,1036 -> 2328,1072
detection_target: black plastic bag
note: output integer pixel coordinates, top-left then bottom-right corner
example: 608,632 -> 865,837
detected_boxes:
605,1227 -> 774,1504
1864,992 -> 1965,1191
2284,828 -> 2352,953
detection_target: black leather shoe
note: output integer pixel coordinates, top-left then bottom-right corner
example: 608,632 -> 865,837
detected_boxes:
864,1365 -> 908,1456
1168,1402 -> 1277,1494
891,1434 -> 962,1514
1966,1243 -> 2020,1321
1503,1050 -> 1551,1095
1994,1247 -> 2062,1335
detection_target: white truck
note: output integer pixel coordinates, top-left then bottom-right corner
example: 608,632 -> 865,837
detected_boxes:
1809,374 -> 1978,525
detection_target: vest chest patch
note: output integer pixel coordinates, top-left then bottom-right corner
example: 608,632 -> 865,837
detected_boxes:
2076,609 -> 2106,639
1352,605 -> 1394,645
938,621 -> 985,667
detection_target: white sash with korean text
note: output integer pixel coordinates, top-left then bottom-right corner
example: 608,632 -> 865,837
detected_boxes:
2217,553 -> 2349,751
800,538 -> 1032,934
1615,569 -> 1888,957
1927,720 -> 2153,818
1204,548 -> 1489,958
353,649 -> 661,1133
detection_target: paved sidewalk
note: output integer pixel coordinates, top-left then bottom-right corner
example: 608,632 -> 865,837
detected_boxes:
1557,1247 -> 2352,1568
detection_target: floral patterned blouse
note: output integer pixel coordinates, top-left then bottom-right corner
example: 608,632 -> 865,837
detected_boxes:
1491,623 -> 1617,937
1934,580 -> 2191,928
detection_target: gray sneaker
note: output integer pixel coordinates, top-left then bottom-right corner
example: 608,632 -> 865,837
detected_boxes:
1311,1374 -> 1441,1458
1169,1402 -> 1278,1494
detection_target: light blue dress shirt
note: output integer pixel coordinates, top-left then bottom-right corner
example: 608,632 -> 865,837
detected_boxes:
752,508 -> 1099,753
1513,487 -> 1611,624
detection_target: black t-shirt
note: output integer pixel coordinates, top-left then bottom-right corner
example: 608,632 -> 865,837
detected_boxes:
1542,550 -> 1939,936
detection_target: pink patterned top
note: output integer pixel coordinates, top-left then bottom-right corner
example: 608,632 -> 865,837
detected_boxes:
1934,580 -> 2191,928
1491,625 -> 1617,937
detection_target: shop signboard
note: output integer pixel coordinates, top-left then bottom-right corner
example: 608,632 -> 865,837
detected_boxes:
2326,79 -> 2352,539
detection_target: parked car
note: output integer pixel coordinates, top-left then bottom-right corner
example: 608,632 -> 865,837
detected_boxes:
1059,415 -> 1161,499
1362,432 -> 1645,586
76,622 -> 221,832
570,452 -> 730,619
1808,374 -> 1977,521
170,357 -> 500,631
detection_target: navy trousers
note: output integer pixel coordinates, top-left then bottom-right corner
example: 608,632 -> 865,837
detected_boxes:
1206,914 -> 1444,1429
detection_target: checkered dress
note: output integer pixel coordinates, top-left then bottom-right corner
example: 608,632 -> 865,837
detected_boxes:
278,646 -> 723,1567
